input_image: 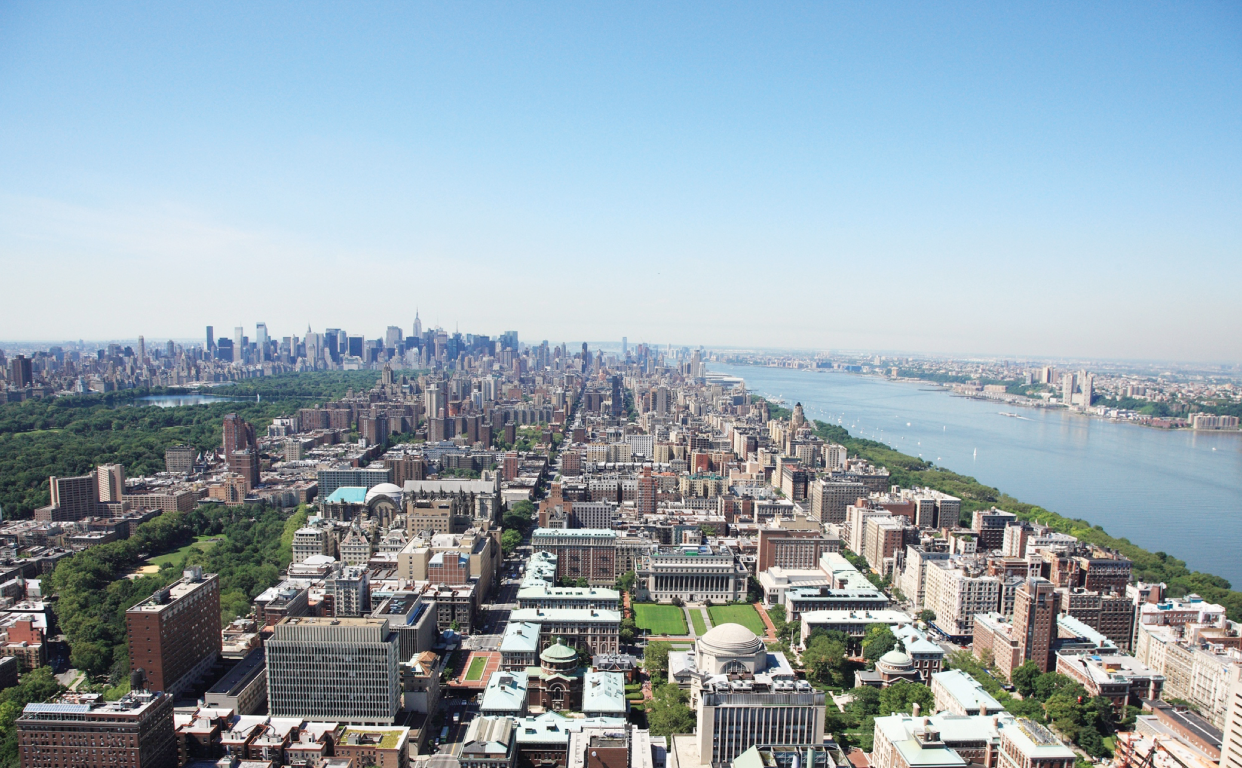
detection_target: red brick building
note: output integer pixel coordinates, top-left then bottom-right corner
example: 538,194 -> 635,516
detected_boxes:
126,568 -> 221,696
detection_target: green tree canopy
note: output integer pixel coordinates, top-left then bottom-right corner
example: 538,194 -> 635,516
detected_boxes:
647,684 -> 695,737
501,529 -> 522,556
878,681 -> 935,717
802,629 -> 851,686
644,641 -> 672,683
1011,661 -> 1042,698
862,624 -> 899,663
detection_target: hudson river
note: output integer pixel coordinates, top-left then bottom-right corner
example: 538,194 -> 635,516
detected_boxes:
710,363 -> 1242,587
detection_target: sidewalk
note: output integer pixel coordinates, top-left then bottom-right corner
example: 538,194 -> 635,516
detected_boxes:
753,602 -> 778,642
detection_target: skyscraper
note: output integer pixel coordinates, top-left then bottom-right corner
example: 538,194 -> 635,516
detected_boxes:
233,326 -> 244,363
206,325 -> 214,352
138,335 -> 146,363
222,414 -> 257,474
97,464 -> 125,503
413,311 -> 422,339
9,355 -> 32,388
256,322 -> 269,362
1013,577 -> 1059,672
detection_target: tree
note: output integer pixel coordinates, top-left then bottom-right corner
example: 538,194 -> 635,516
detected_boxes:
862,624 -> 899,663
70,641 -> 109,674
916,609 -> 937,624
644,641 -> 672,683
802,629 -> 851,685
1012,661 -> 1042,699
879,681 -> 935,717
501,529 -> 522,556
746,576 -> 763,603
1034,672 -> 1076,702
1044,684 -> 1089,740
617,570 -> 636,594
1077,725 -> 1107,758
670,595 -> 684,607
846,686 -> 881,719
620,616 -> 638,645
647,684 -> 695,737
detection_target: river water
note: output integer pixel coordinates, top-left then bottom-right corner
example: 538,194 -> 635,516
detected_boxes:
710,363 -> 1242,587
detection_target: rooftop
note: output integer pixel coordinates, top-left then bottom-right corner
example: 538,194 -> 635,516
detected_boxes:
325,487 -> 368,504
581,671 -> 627,714
510,608 -> 622,623
337,726 -> 409,750
931,669 -> 1004,713
480,671 -> 528,713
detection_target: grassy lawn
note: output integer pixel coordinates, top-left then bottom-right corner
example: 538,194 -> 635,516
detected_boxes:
465,655 -> 488,681
690,608 -> 709,635
706,604 -> 766,635
146,535 -> 219,567
633,604 -> 688,635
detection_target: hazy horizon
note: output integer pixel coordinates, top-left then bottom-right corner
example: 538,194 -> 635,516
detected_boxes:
2,4 -> 1239,360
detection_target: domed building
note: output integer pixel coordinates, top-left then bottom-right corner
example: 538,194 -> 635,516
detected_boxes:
854,646 -> 924,689
667,623 -> 797,705
696,623 -> 767,676
364,483 -> 403,526
526,641 -> 584,712
667,623 -> 825,767
322,482 -> 404,527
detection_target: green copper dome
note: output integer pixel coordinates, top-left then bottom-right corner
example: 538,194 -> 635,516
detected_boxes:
541,641 -> 579,664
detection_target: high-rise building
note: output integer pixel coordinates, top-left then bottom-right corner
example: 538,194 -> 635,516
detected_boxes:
233,326 -> 244,363
1221,666 -> 1242,768
97,463 -> 126,503
756,527 -> 840,572
266,616 -> 402,725
164,445 -> 196,474
9,355 -> 33,388
256,322 -> 269,361
1013,577 -> 1060,672
138,336 -> 146,364
16,691 -> 176,768
222,414 -> 257,473
503,452 -> 520,482
205,325 -> 214,352
810,479 -> 866,524
125,567 -> 221,697
42,472 -> 99,522
636,466 -> 657,516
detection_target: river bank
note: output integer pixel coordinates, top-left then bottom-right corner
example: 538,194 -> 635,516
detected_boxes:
711,362 -> 1242,614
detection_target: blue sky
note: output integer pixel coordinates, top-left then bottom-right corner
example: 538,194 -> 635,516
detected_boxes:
1,3 -> 1239,360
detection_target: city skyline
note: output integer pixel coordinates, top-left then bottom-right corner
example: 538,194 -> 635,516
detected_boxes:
2,4 -> 1240,360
